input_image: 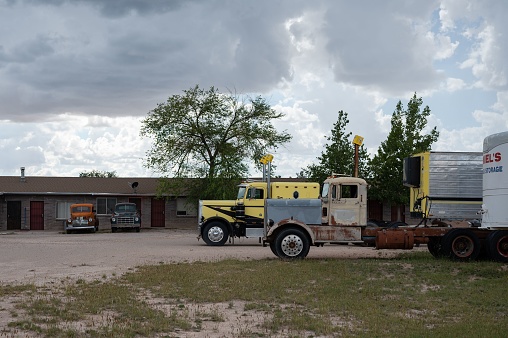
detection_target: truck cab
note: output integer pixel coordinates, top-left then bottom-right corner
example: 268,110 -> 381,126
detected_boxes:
320,175 -> 368,226
198,180 -> 320,245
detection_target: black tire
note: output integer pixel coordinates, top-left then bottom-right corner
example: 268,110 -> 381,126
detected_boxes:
269,242 -> 278,256
202,222 -> 229,246
273,227 -> 310,259
387,221 -> 406,229
136,227 -> 140,233
486,230 -> 508,263
441,229 -> 480,261
427,237 -> 443,258
111,227 -> 117,233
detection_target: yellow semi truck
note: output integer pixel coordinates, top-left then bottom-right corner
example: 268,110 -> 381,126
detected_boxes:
198,180 -> 320,245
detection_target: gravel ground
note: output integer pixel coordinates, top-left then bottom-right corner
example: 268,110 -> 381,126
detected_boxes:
0,228 -> 425,285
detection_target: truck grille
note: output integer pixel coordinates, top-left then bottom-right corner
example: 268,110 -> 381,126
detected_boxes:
117,217 -> 135,224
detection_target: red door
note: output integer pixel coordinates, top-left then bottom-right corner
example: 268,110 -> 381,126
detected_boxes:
30,201 -> 44,230
151,198 -> 165,227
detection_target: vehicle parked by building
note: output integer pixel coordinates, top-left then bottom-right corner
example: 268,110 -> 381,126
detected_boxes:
65,203 -> 99,234
110,202 -> 141,232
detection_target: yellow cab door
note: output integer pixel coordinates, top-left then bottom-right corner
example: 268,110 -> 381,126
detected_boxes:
243,186 -> 265,228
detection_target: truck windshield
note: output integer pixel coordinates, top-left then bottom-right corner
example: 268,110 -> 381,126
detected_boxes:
237,187 -> 247,199
321,183 -> 329,198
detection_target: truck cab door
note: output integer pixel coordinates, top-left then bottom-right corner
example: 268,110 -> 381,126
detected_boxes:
243,187 -> 265,229
329,183 -> 366,225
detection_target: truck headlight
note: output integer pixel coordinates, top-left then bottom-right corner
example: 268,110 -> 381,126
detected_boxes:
111,217 -> 116,222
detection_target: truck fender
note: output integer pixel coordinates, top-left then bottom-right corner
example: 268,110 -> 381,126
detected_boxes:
200,217 -> 232,234
266,218 -> 316,244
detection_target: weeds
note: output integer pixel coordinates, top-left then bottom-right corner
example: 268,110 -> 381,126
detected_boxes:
1,253 -> 507,337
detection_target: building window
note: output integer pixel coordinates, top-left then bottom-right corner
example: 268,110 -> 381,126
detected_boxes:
96,197 -> 117,215
56,202 -> 73,220
176,197 -> 197,216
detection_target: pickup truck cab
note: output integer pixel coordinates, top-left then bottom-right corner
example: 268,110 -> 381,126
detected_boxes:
110,203 -> 141,232
65,203 -> 99,234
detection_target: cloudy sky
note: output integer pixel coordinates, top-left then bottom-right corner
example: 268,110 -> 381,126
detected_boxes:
1,0 -> 507,178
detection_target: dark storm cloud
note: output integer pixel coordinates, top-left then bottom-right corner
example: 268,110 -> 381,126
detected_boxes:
19,0 -> 189,17
0,0 -> 307,121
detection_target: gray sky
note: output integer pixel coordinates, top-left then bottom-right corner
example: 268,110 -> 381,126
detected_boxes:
1,0 -> 507,178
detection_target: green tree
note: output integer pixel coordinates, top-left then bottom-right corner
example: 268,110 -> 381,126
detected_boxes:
368,93 -> 439,211
299,110 -> 370,183
140,85 -> 292,201
79,170 -> 117,178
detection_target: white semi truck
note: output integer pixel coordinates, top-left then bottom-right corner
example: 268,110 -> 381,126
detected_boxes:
262,131 -> 508,262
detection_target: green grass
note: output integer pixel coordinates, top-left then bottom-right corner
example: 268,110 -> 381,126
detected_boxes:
2,251 -> 508,337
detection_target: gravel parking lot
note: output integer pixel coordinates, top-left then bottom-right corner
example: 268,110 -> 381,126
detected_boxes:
0,229 -> 423,285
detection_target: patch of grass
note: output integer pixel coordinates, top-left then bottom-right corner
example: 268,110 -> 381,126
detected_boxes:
3,253 -> 508,337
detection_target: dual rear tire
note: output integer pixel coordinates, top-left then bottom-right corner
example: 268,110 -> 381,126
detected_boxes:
428,229 -> 508,262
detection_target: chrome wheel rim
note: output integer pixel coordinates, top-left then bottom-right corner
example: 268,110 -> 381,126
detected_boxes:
281,234 -> 303,257
207,226 -> 224,243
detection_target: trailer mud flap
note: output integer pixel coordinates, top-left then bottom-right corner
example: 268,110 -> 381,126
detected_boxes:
376,229 -> 415,249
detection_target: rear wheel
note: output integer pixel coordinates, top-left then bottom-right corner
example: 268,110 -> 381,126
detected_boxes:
427,237 -> 443,258
203,222 -> 229,246
486,230 -> 508,263
273,228 -> 310,259
441,229 -> 480,261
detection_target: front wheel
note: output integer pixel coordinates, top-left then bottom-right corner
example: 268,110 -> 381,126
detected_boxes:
273,228 -> 310,259
202,222 -> 229,246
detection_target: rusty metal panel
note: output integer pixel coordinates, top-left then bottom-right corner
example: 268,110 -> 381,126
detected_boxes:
310,225 -> 362,242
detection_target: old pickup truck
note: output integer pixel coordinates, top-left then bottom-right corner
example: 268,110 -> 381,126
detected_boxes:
65,203 -> 99,234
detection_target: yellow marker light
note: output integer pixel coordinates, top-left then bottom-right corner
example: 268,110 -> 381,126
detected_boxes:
352,135 -> 364,146
259,154 -> 274,164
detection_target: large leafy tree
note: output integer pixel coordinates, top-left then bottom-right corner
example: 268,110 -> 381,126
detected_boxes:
299,110 -> 370,183
369,93 -> 439,208
140,85 -> 292,200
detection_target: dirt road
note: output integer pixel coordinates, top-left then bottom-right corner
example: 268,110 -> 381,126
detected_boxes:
0,229 -> 422,285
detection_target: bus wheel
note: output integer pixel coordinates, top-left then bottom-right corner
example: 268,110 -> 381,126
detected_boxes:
203,222 -> 229,246
274,228 -> 310,259
486,230 -> 508,263
441,229 -> 480,261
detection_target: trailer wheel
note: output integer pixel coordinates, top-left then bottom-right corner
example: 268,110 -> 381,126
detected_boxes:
427,237 -> 443,258
203,222 -> 229,246
274,228 -> 310,259
441,229 -> 480,261
486,230 -> 508,263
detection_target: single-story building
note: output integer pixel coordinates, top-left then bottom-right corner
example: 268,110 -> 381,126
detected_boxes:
0,174 -> 197,231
